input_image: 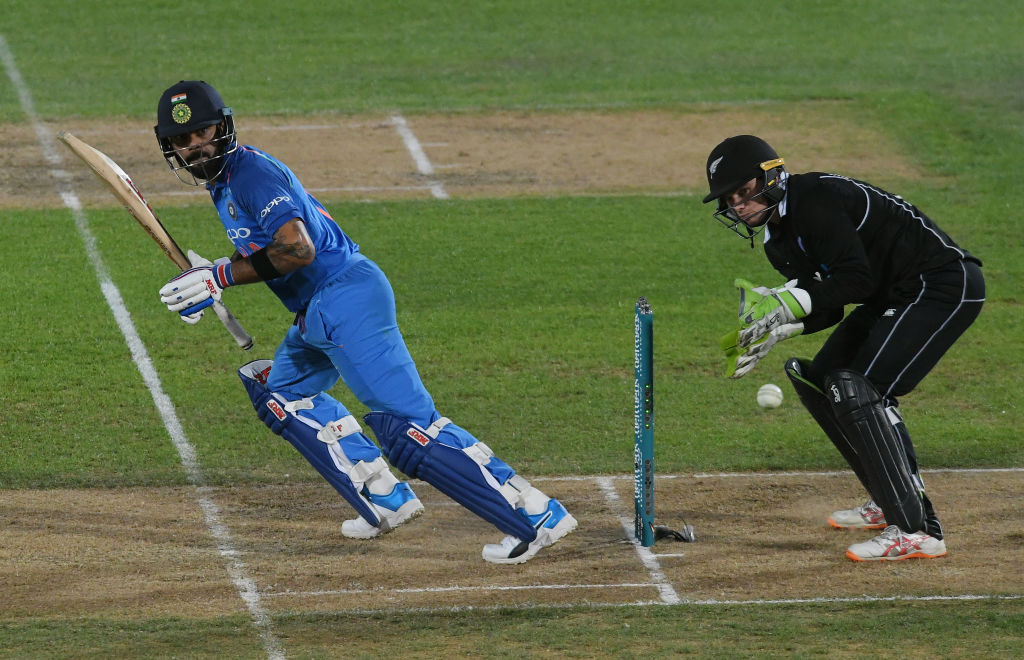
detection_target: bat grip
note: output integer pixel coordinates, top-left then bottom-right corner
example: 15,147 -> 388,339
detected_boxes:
212,300 -> 254,350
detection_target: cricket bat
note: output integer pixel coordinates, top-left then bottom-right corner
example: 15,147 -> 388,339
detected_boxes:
57,130 -> 253,350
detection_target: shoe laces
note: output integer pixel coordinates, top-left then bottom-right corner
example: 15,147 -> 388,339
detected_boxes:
495,535 -> 522,550
877,525 -> 903,541
858,500 -> 879,514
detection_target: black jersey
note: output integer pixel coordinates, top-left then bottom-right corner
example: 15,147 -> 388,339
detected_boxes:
763,172 -> 979,333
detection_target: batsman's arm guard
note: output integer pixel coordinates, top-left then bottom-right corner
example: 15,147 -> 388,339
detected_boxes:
824,369 -> 925,533
363,411 -> 539,542
238,360 -> 384,526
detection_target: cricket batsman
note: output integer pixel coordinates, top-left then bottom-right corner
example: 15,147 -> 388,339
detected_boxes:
152,80 -> 576,564
705,135 -> 984,561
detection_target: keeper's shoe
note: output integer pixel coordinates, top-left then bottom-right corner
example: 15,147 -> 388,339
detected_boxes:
828,500 -> 887,530
845,525 -> 947,562
341,483 -> 424,539
481,498 -> 578,565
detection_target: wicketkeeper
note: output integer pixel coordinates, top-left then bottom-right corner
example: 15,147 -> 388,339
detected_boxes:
152,80 -> 576,564
705,135 -> 984,561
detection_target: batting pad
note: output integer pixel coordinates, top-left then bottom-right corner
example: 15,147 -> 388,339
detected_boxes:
238,360 -> 383,526
364,411 -> 537,542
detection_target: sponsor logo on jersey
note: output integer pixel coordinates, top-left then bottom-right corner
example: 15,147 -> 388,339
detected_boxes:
266,400 -> 288,421
226,227 -> 251,240
260,195 -> 291,219
407,428 -> 431,446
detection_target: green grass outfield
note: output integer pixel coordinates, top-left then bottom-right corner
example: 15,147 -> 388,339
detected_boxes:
2,1 -> 1022,657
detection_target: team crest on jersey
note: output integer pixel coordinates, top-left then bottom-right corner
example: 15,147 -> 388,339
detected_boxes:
172,103 -> 192,124
227,201 -> 237,220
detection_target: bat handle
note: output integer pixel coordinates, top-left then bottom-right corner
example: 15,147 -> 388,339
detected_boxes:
212,300 -> 254,350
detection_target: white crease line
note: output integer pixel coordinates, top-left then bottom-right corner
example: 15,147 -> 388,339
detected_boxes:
390,114 -> 449,199
264,582 -> 657,598
289,593 -> 1023,617
539,466 -> 1024,482
0,34 -> 285,660
596,476 -> 681,605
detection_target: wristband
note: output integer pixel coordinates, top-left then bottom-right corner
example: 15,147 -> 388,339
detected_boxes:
247,248 -> 283,281
212,261 -> 235,289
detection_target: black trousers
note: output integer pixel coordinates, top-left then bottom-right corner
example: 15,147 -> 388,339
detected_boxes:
803,259 -> 984,537
808,259 -> 985,401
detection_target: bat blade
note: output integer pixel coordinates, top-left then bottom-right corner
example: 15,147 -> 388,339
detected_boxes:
57,131 -> 253,350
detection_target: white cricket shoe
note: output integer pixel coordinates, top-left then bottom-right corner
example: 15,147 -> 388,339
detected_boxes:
846,525 -> 947,562
342,483 -> 424,539
828,500 -> 887,530
481,498 -> 577,565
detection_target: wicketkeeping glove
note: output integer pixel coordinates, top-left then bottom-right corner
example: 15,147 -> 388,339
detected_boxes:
159,250 -> 235,322
722,321 -> 803,378
733,278 -> 811,349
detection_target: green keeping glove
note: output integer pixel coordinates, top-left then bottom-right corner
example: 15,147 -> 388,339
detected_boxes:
734,278 -> 811,349
728,321 -> 804,378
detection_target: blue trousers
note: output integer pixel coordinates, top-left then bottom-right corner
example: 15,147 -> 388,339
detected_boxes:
265,254 -> 438,430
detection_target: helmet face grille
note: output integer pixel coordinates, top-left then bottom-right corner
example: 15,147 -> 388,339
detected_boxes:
711,167 -> 786,243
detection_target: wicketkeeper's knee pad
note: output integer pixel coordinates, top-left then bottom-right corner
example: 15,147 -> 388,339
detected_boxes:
238,360 -> 387,525
363,411 -> 539,541
825,368 -> 925,532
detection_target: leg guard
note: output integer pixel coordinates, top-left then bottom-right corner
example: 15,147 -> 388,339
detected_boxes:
239,360 -> 391,526
886,404 -> 943,539
363,411 -> 539,542
784,358 -> 874,495
824,369 -> 925,532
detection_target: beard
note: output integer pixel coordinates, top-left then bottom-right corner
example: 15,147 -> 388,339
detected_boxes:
185,153 -> 224,181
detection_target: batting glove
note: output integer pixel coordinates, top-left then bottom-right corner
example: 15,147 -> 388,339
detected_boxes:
159,255 -> 234,320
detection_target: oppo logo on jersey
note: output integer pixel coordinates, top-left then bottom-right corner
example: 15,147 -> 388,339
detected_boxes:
226,227 -> 251,240
260,195 -> 292,218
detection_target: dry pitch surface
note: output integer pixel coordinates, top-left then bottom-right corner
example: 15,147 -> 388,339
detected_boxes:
1,106 -> 1020,623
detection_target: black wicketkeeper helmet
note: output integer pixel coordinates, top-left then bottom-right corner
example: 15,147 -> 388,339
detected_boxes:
154,80 -> 237,185
702,135 -> 787,244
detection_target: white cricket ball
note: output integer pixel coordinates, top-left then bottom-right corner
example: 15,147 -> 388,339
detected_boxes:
757,383 -> 784,409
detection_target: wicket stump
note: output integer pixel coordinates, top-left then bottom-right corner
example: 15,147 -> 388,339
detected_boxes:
634,296 -> 655,546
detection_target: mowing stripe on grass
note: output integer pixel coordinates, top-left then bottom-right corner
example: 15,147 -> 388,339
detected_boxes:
0,34 -> 285,660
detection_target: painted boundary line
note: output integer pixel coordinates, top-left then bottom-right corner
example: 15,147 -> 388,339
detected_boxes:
0,35 -> 285,660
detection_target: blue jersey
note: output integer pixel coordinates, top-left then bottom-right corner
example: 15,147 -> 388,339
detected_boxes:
207,145 -> 358,312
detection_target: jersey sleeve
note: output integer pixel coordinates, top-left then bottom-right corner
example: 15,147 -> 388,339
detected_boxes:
231,152 -> 305,239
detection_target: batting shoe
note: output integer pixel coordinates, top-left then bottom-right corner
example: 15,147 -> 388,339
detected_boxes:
341,483 -> 424,539
828,500 -> 887,530
481,498 -> 578,565
845,525 -> 947,562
